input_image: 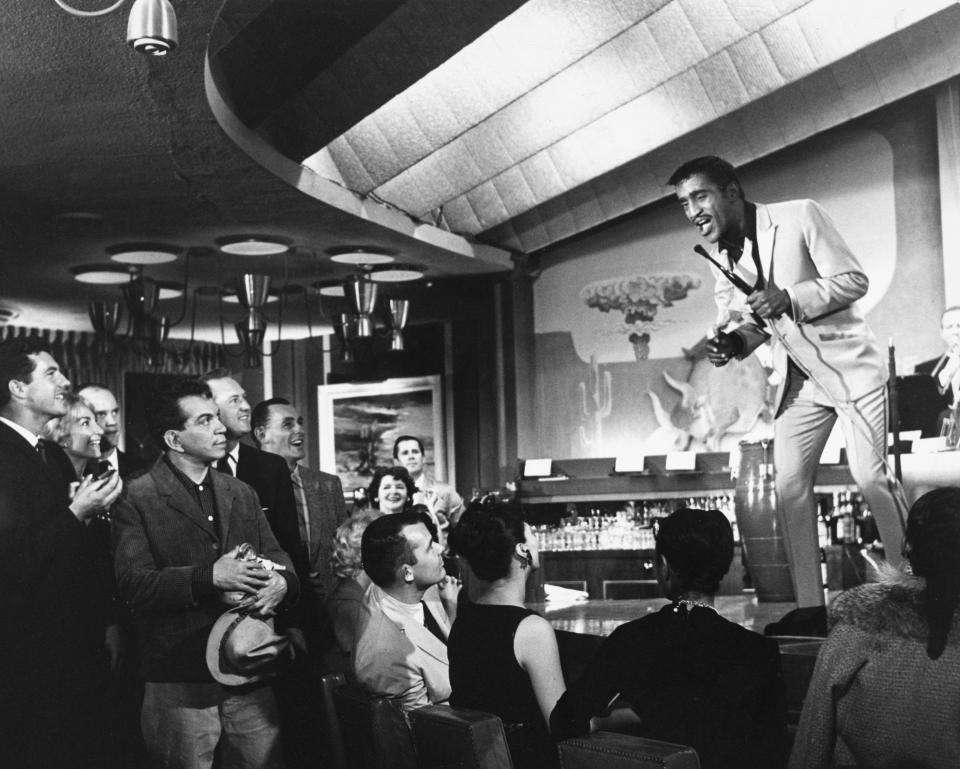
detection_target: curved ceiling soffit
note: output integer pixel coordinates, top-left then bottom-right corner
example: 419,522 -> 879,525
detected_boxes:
203,11 -> 511,271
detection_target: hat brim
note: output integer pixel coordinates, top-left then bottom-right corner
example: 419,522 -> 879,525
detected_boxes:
205,607 -> 274,686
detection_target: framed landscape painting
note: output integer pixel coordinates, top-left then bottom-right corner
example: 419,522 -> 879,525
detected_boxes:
317,375 -> 447,494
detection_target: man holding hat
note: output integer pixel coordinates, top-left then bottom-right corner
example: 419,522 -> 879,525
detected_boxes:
113,378 -> 299,769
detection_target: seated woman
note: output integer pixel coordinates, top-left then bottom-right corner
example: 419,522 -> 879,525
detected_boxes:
790,487 -> 960,769
551,507 -> 787,769
447,500 -> 565,769
326,510 -> 381,673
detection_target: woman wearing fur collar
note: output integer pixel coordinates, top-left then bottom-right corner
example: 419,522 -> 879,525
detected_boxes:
790,487 -> 960,768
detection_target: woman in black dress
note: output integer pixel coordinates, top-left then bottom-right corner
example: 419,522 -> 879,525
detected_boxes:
550,507 -> 788,769
447,500 -> 564,769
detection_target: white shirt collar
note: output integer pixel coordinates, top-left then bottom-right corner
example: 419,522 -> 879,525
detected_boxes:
0,416 -> 39,448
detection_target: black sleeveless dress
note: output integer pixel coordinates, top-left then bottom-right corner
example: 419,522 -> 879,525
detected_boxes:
448,602 -> 558,769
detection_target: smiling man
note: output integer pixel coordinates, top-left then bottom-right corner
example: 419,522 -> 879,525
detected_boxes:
252,397 -> 347,643
669,155 -> 908,636
113,378 -> 297,769
200,370 -> 302,576
0,338 -> 123,769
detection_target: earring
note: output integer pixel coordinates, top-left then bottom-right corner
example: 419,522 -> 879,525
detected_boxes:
515,548 -> 532,569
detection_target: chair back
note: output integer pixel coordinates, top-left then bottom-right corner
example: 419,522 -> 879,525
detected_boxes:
318,673 -> 349,769
409,705 -> 514,769
332,682 -> 418,769
558,731 -> 700,769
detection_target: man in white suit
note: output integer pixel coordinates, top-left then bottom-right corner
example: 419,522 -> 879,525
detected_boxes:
354,510 -> 451,711
669,156 -> 908,635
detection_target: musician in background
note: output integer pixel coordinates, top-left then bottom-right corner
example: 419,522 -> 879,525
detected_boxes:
915,306 -> 960,408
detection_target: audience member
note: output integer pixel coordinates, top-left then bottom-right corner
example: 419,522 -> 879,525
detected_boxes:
200,370 -> 303,576
253,396 -> 348,653
113,378 -> 298,769
353,510 -> 452,711
448,500 -> 564,769
551,507 -> 787,769
394,434 -> 465,528
326,510 -> 380,671
43,392 -> 105,479
0,338 -> 123,769
78,383 -> 146,477
790,487 -> 960,769
368,464 -> 417,515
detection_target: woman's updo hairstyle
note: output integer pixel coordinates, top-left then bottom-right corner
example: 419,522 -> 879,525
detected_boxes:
449,499 -> 526,582
904,487 -> 960,660
655,507 -> 733,595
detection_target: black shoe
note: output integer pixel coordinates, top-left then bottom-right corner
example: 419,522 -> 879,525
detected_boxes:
763,606 -> 828,637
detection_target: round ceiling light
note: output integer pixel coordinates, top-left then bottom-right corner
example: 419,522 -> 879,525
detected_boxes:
314,282 -> 345,297
71,264 -> 132,285
220,290 -> 279,305
217,235 -> 291,256
369,268 -> 424,283
108,243 -> 180,265
327,246 -> 395,266
156,281 -> 183,300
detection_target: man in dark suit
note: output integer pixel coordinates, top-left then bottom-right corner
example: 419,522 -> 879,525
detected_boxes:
0,338 -> 123,769
199,370 -> 303,571
113,378 -> 298,769
78,383 -> 146,478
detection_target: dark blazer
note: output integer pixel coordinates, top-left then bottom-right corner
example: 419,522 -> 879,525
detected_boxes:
117,448 -> 146,478
0,422 -> 109,767
298,465 -> 348,601
236,442 -> 303,574
113,457 -> 299,682
551,603 -> 788,769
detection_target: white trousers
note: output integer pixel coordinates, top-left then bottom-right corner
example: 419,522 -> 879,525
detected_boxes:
774,377 -> 908,607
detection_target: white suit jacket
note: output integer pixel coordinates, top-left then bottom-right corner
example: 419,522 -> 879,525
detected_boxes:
353,583 -> 451,711
713,199 -> 887,413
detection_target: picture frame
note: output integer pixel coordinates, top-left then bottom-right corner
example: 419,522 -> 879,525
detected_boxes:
317,375 -> 447,494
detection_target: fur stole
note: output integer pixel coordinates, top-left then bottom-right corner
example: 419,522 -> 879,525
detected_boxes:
828,567 -> 960,647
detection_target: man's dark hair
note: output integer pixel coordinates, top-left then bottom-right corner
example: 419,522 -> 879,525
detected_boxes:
655,507 -> 734,595
392,434 -> 424,458
251,397 -> 291,446
198,367 -> 234,384
449,499 -> 527,582
367,465 -> 417,510
361,510 -> 428,588
667,155 -> 745,200
147,378 -> 214,450
0,338 -> 51,410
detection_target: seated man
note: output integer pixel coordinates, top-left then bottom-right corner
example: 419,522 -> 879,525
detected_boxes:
551,507 -> 788,769
353,510 -> 451,711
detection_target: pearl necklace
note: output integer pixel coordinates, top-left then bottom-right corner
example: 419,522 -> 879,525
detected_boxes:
673,598 -> 718,615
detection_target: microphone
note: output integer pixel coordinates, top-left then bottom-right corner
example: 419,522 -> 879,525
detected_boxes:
930,350 -> 951,380
693,245 -> 754,295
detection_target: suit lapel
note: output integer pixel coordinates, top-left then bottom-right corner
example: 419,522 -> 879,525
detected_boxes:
755,203 -> 777,286
211,470 -> 237,544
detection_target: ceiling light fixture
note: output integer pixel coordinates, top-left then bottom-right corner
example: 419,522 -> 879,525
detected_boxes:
53,0 -> 178,56
327,246 -> 396,266
217,235 -> 292,256
71,264 -> 133,285
127,0 -> 178,56
108,242 -> 180,265
369,267 -> 424,283
344,273 -> 379,338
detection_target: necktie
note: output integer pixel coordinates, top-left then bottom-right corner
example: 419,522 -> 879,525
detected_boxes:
36,440 -> 49,465
217,455 -> 233,475
421,602 -> 446,645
